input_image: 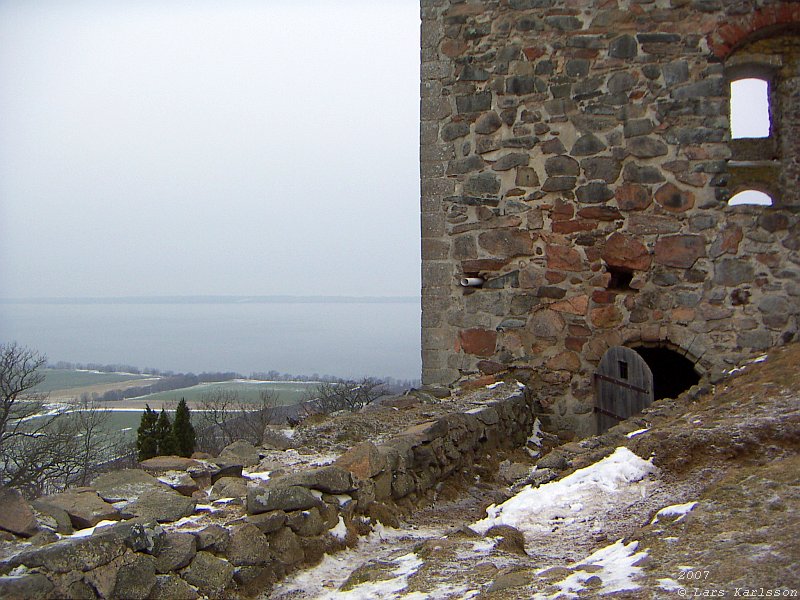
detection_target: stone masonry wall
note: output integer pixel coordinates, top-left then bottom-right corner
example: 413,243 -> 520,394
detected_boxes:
0,391 -> 534,599
421,0 -> 800,437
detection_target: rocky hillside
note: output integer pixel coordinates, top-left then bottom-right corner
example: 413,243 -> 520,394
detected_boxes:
0,344 -> 797,599
271,344 -> 799,599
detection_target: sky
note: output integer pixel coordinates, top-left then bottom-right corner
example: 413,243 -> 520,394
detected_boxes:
0,0 -> 421,299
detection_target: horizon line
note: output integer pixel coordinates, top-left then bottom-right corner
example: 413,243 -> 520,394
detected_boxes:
0,294 -> 421,305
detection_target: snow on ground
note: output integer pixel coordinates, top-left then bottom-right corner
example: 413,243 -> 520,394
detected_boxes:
650,501 -> 698,524
472,447 -> 657,543
269,524 -> 442,600
533,539 -> 648,599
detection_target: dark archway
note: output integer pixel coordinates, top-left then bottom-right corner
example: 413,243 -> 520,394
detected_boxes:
631,346 -> 700,400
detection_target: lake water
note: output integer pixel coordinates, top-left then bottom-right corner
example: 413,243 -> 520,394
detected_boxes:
0,299 -> 421,380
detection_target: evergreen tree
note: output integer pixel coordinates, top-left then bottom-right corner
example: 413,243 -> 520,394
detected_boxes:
172,398 -> 196,457
155,409 -> 178,456
136,404 -> 159,461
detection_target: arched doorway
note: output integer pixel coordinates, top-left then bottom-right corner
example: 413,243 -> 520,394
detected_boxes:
630,345 -> 700,401
594,344 -> 701,433
594,346 -> 654,434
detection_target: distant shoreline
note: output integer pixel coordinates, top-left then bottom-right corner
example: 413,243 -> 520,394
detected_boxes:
0,295 -> 419,305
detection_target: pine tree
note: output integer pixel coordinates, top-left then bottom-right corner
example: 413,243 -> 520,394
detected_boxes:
172,398 -> 196,457
136,404 -> 159,461
155,409 -> 178,456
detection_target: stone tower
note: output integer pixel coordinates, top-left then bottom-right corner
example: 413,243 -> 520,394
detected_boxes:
420,0 -> 800,437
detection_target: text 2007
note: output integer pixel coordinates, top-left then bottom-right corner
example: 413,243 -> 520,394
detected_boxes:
679,571 -> 711,581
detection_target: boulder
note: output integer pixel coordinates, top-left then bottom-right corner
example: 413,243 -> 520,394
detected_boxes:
0,487 -> 39,537
10,534 -> 126,573
36,489 -> 120,530
247,483 -> 322,515
336,442 -> 388,480
31,500 -> 73,534
112,554 -> 156,600
92,469 -> 170,502
149,574 -> 199,600
154,532 -> 197,573
274,465 -> 356,494
226,523 -> 272,566
267,527 -> 304,565
210,476 -> 248,501
123,488 -> 196,523
195,524 -> 230,552
0,574 -> 54,600
157,471 -> 200,496
210,463 -> 243,483
181,551 -> 235,597
139,456 -> 202,472
217,440 -> 260,467
246,510 -> 288,534
286,507 -> 326,537
100,518 -> 165,554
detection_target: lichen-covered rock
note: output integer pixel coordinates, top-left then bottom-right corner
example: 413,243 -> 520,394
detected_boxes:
154,532 -> 196,573
10,534 -> 126,573
122,488 -> 196,523
285,507 -> 326,537
226,523 -> 272,566
92,468 -> 169,503
0,574 -> 54,600
246,510 -> 287,534
180,551 -> 235,597
275,465 -> 356,494
335,441 -> 388,480
247,483 -> 322,515
112,553 -> 156,600
195,524 -> 230,552
149,574 -> 199,600
267,527 -> 304,566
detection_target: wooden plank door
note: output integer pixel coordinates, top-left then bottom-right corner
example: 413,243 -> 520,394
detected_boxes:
594,346 -> 654,434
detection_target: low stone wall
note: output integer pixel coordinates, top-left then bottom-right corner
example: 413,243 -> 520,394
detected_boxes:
0,390 -> 534,599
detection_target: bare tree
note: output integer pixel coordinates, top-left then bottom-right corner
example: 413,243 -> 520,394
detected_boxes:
0,343 -> 126,496
306,377 -> 386,414
0,343 -> 65,493
195,388 -> 282,454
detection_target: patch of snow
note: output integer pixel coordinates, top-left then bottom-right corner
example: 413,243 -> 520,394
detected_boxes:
485,382 -> 503,389
331,516 -> 348,541
528,418 -> 543,447
516,381 -> 525,389
68,520 -> 118,538
651,501 -> 697,524
325,552 -> 422,599
170,515 -> 205,529
331,494 -> 353,507
311,489 -> 324,500
750,354 -> 768,363
244,470 -> 272,482
626,427 -> 649,439
534,540 -> 647,599
658,577 -> 682,591
469,539 -> 496,554
270,525 -> 440,599
212,497 -> 236,505
472,447 -> 656,538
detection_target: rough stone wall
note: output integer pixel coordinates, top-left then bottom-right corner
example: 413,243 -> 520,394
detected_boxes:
420,0 -> 800,437
0,392 -> 534,599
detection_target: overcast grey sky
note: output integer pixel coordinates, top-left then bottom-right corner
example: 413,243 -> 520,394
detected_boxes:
0,0 -> 421,299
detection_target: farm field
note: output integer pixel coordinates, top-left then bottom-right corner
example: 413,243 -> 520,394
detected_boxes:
103,380 -> 316,410
36,369 -> 154,394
